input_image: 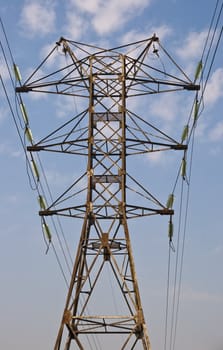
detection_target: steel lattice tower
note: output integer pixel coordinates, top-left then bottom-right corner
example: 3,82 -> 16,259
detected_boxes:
16,35 -> 199,350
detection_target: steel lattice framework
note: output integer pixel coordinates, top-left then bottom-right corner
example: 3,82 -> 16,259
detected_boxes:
16,35 -> 199,350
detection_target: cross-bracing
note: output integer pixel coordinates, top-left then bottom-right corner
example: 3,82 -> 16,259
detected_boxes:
16,35 -> 199,349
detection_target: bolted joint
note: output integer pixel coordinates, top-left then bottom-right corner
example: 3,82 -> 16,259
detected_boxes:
158,208 -> 174,215
39,209 -> 56,216
63,310 -> 72,325
134,309 -> 144,338
103,247 -> 110,261
15,86 -> 31,93
134,323 -> 144,339
152,34 -> 159,42
184,83 -> 200,91
27,145 -> 44,152
171,144 -> 188,151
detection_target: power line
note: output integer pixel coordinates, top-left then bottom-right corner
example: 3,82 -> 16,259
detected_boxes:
0,18 -> 101,350
165,3 -> 223,350
0,17 -> 73,291
2,3 -> 222,348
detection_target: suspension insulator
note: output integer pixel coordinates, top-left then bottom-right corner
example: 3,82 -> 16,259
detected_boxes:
13,63 -> 22,82
42,222 -> 52,242
38,195 -> 47,210
194,100 -> 199,122
20,102 -> 29,124
168,218 -> 174,241
25,127 -> 33,144
166,194 -> 174,209
31,159 -> 40,182
181,125 -> 189,143
194,60 -> 202,82
181,158 -> 186,179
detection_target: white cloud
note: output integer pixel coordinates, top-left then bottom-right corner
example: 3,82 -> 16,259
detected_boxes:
209,121 -> 223,142
121,29 -> 150,46
0,58 -> 10,81
147,150 -> 164,164
93,0 -> 150,35
71,0 -> 101,14
212,244 -> 223,255
5,195 -> 20,204
173,29 -> 222,82
20,66 -> 49,100
176,30 -> 209,61
40,42 -> 58,64
44,168 -> 87,196
194,118 -> 207,139
148,93 -> 183,122
121,25 -> 172,47
204,68 -> 223,106
55,95 -> 78,119
0,142 -> 23,158
45,169 -> 73,187
19,0 -> 56,38
68,0 -> 151,36
63,12 -> 88,40
208,145 -> 222,156
39,41 -> 71,72
152,24 -> 173,41
0,106 -> 8,124
182,286 -> 223,303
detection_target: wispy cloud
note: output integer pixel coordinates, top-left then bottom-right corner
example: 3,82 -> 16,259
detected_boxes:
209,121 -> 223,142
4,194 -> 20,204
0,106 -> 8,124
146,150 -> 165,164
174,29 -> 217,79
175,30 -> 209,61
55,94 -> 85,119
0,142 -> 23,158
91,0 -> 150,35
19,0 -> 56,38
212,244 -> 223,255
44,168 -> 83,189
182,286 -> 223,303
148,93 -> 181,122
204,68 -> 223,106
121,24 -> 172,46
151,24 -> 173,41
63,11 -> 88,40
0,57 -> 10,81
147,91 -> 192,136
66,0 -> 151,37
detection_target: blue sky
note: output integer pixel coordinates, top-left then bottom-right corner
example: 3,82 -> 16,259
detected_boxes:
0,1 -> 223,350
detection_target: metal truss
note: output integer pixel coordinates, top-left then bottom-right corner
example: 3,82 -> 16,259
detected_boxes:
16,35 -> 199,349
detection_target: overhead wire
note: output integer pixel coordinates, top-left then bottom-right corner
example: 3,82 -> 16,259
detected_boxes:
189,0 -> 223,132
0,17 -> 73,288
0,54 -> 72,289
165,2 -> 223,350
1,2 -> 223,348
201,0 -> 223,74
180,0 -> 223,148
164,244 -> 171,350
164,165 -> 186,350
1,19 -> 100,349
198,25 -> 223,119
171,5 -> 223,328
171,126 -> 196,350
169,178 -> 185,350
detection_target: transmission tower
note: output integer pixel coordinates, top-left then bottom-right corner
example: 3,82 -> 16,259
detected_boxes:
16,35 -> 199,349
